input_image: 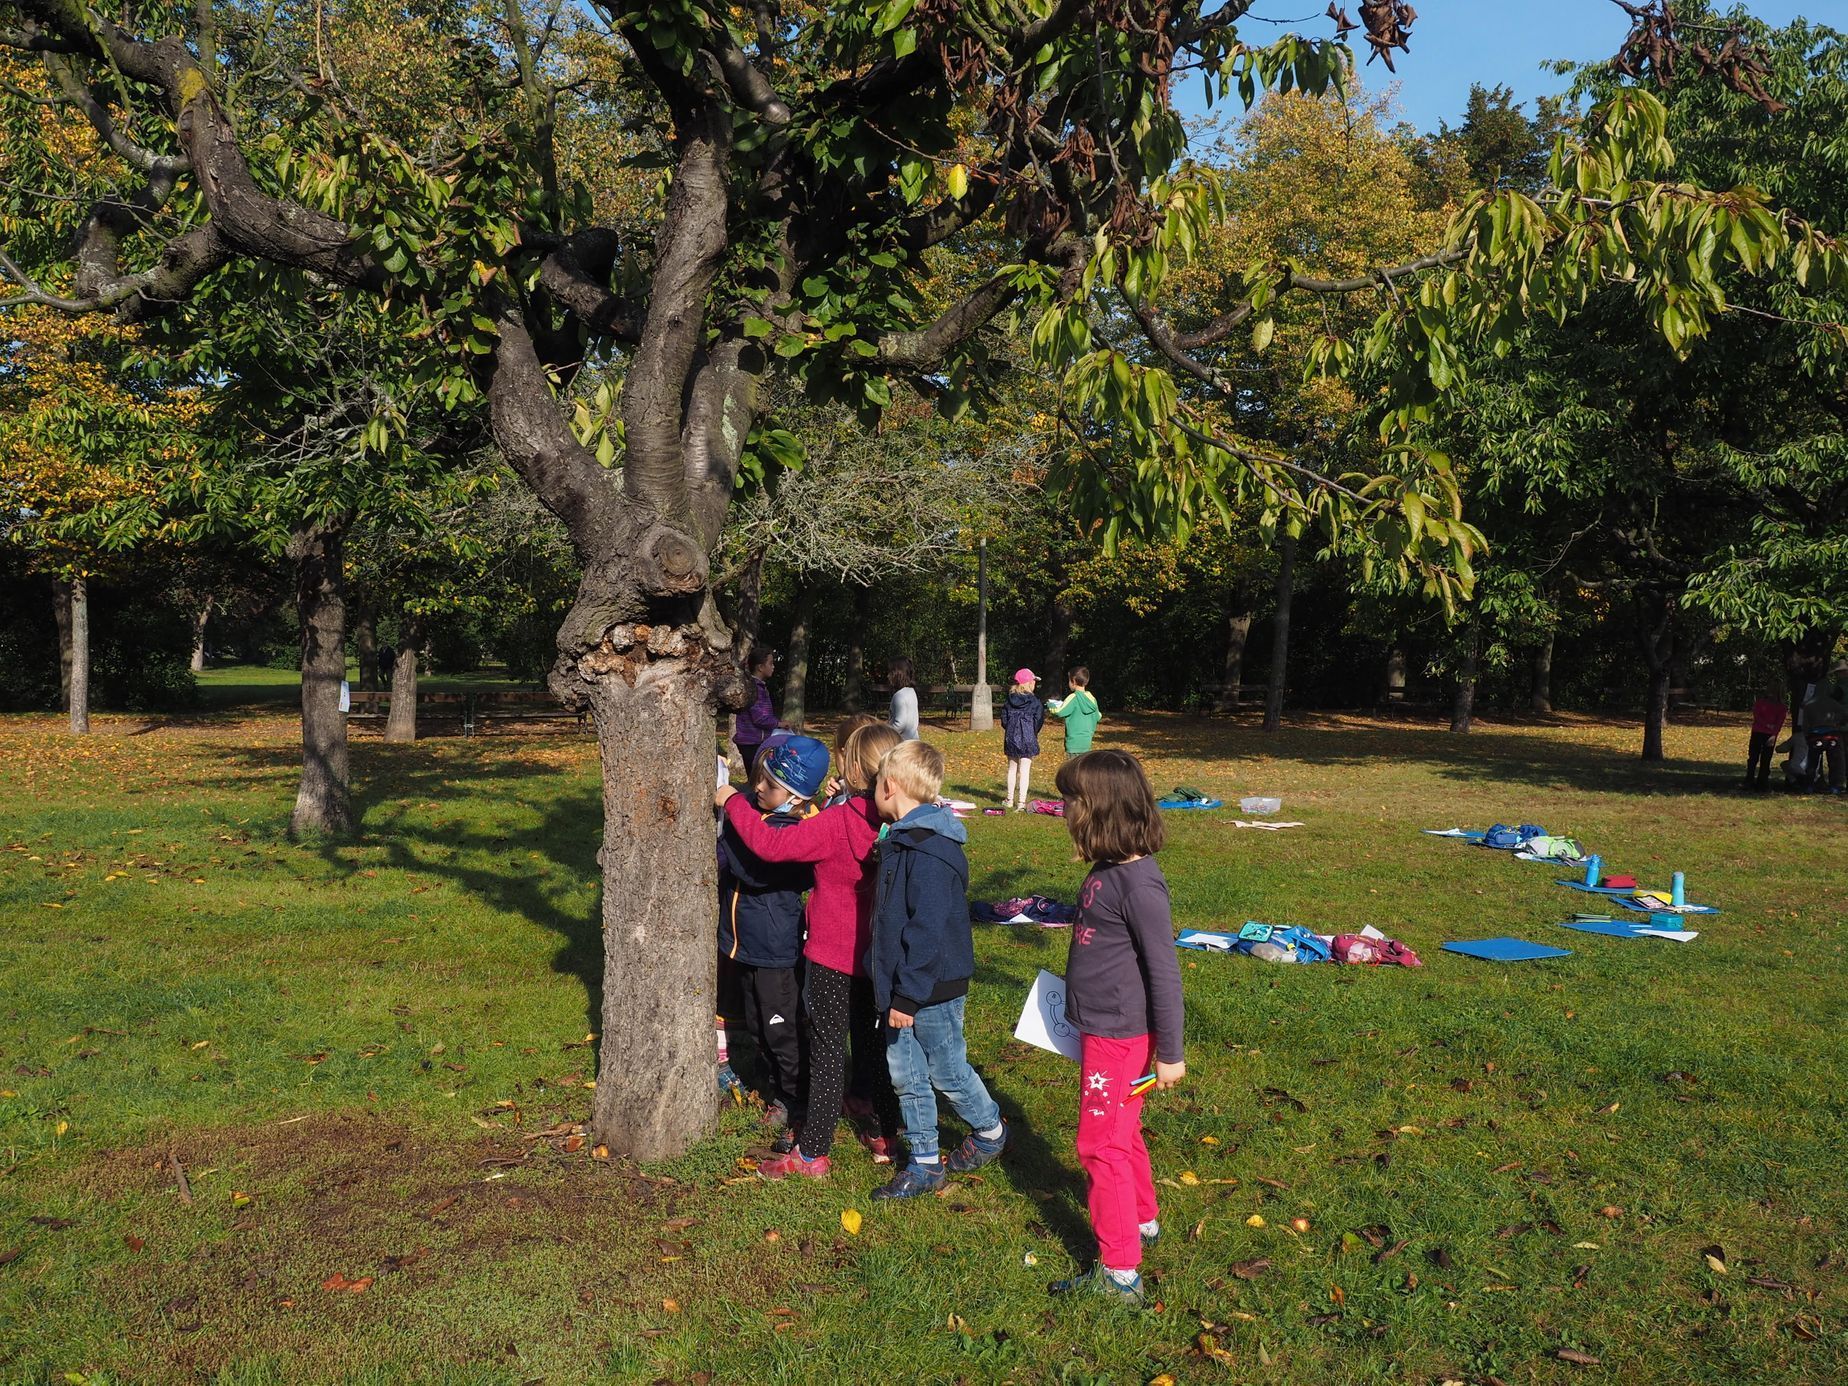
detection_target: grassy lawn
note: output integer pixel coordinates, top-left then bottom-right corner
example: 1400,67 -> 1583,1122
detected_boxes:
1,706 -> 1843,1384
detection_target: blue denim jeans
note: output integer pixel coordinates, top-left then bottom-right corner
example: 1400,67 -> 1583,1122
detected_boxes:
884,996 -> 1001,1161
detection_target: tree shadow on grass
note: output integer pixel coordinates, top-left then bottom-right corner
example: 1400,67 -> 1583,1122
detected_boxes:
215,739 -> 608,1043
1097,713 -> 1741,798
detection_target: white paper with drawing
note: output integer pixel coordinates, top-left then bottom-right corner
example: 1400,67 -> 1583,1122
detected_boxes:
1014,969 -> 1082,1061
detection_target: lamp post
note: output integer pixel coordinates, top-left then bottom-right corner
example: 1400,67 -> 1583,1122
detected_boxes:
969,536 -> 994,731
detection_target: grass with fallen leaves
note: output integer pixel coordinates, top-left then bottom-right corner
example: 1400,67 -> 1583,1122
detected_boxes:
1,698 -> 1843,1385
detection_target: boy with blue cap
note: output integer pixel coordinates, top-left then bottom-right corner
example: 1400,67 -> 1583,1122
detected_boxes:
719,734 -> 830,1139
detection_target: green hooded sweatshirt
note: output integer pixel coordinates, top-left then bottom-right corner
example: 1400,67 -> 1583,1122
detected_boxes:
1048,688 -> 1101,752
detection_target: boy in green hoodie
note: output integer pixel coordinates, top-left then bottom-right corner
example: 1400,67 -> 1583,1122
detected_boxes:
1048,667 -> 1102,754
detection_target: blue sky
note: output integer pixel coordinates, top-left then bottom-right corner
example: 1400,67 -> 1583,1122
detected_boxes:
1210,0 -> 1829,134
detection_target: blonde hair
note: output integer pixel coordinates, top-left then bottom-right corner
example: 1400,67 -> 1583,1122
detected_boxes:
878,739 -> 944,804
843,722 -> 902,792
833,711 -> 882,756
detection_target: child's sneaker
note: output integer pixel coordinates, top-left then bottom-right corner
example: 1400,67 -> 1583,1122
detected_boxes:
854,1128 -> 896,1164
1139,1219 -> 1160,1247
1048,1264 -> 1146,1308
869,1161 -> 946,1200
945,1122 -> 1008,1173
762,1100 -> 791,1130
841,1094 -> 875,1120
755,1149 -> 830,1181
770,1124 -> 798,1155
716,1062 -> 744,1103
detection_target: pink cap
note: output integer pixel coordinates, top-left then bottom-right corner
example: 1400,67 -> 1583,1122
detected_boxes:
1013,668 -> 1037,684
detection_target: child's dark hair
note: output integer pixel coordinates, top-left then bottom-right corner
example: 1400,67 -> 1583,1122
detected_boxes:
747,643 -> 775,674
1055,750 -> 1164,863
1068,666 -> 1090,689
887,656 -> 916,690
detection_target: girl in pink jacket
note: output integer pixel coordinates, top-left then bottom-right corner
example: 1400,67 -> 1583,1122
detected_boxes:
717,722 -> 902,1177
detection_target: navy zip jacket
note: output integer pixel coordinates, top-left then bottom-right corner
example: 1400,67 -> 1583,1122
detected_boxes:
1001,690 -> 1046,758
869,804 -> 974,1017
717,794 -> 811,969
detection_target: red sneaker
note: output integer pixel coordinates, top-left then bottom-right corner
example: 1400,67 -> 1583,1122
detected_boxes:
755,1149 -> 830,1181
841,1095 -> 875,1120
856,1131 -> 895,1164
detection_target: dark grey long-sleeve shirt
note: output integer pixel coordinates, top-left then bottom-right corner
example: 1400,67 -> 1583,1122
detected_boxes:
1063,856 -> 1185,1063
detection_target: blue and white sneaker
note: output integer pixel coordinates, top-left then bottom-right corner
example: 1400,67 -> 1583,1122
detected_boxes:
946,1122 -> 1009,1173
870,1161 -> 947,1200
1048,1264 -> 1146,1308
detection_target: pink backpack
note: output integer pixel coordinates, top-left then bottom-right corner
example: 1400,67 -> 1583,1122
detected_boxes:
1332,934 -> 1422,968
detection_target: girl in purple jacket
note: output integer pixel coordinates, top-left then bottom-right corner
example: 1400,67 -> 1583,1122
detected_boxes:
732,644 -> 782,773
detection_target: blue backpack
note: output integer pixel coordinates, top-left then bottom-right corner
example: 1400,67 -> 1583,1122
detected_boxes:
1482,822 -> 1546,850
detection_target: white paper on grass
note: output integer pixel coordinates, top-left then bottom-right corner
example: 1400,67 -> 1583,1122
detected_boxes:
1014,969 -> 1083,1061
1637,928 -> 1700,942
1177,930 -> 1237,951
1231,820 -> 1306,830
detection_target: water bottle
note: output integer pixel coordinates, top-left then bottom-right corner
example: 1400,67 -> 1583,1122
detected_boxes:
1584,854 -> 1602,887
1671,871 -> 1685,908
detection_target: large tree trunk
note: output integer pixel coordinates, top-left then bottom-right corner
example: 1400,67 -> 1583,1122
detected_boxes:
288,522 -> 354,836
384,615 -> 422,743
354,607 -> 380,691
1263,537 -> 1295,734
1530,633 -> 1554,715
782,581 -> 814,730
1638,592 -> 1676,763
1217,596 -> 1253,711
190,593 -> 213,673
1450,618 -> 1479,735
66,575 -> 91,735
842,582 -> 871,713
52,578 -> 73,706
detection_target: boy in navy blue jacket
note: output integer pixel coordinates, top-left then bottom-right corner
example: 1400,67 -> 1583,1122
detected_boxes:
868,740 -> 1010,1200
719,735 -> 829,1140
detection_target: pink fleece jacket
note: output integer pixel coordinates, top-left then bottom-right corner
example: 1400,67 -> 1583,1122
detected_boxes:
721,791 -> 881,976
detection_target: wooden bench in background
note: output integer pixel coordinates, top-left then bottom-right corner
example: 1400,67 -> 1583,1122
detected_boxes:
346,688 -> 587,736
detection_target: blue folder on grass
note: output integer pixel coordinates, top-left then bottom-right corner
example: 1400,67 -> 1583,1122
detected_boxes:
1443,938 -> 1573,962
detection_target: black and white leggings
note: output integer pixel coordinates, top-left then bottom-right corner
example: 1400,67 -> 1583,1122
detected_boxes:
798,961 -> 899,1160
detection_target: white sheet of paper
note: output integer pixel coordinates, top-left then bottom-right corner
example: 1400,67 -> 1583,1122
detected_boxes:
1014,969 -> 1083,1061
1637,928 -> 1700,942
1177,930 -> 1237,951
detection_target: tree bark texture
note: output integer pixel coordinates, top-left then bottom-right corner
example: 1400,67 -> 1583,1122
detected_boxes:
1217,598 -> 1252,711
1046,592 -> 1073,685
289,523 -> 354,836
190,594 -> 213,673
782,582 -> 814,730
1638,593 -> 1676,763
66,575 -> 91,735
1530,633 -> 1554,715
384,616 -> 422,743
842,582 -> 871,713
52,578 -> 73,708
1450,619 -> 1480,735
1263,537 -> 1295,735
354,608 -> 380,691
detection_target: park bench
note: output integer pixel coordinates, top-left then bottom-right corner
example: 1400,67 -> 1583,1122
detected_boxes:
346,689 -> 470,730
465,688 -> 590,735
864,682 -> 978,720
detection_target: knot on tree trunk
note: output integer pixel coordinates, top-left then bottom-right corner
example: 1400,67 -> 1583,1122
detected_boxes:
638,524 -> 707,597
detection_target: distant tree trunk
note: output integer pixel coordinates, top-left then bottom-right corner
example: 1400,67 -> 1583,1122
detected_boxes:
1382,642 -> 1407,705
1046,593 -> 1074,685
1638,592 -> 1676,763
288,521 -> 354,836
1450,619 -> 1480,734
1263,536 -> 1295,734
52,579 -> 73,706
842,583 -> 871,712
783,582 -> 814,730
384,615 -> 422,743
66,575 -> 91,735
730,544 -> 768,663
1217,595 -> 1253,712
1530,633 -> 1554,714
190,594 -> 213,673
354,607 -> 380,691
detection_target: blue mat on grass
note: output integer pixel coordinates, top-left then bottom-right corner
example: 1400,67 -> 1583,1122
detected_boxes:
1443,938 -> 1573,962
1560,918 -> 1657,938
1557,880 -> 1644,895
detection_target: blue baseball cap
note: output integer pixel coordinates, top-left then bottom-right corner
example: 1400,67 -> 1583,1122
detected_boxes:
763,735 -> 830,801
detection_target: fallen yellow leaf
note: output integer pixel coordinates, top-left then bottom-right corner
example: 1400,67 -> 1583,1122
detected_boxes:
55,1120 -> 69,1136
1179,1171 -> 1200,1186
841,1208 -> 863,1236
662,1298 -> 681,1313
1246,1214 -> 1266,1228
